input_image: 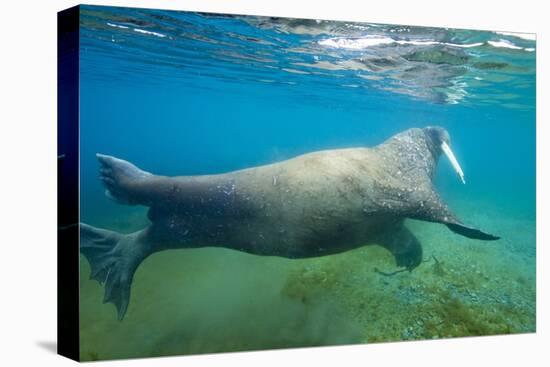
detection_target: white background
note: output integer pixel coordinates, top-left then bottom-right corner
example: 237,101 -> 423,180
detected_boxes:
0,0 -> 547,366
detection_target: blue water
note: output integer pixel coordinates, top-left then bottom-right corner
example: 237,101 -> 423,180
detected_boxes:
77,5 -> 536,361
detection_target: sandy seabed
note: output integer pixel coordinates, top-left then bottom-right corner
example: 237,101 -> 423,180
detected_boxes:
79,199 -> 535,361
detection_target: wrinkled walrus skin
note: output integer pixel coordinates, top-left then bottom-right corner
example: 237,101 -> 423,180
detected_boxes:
79,126 -> 499,319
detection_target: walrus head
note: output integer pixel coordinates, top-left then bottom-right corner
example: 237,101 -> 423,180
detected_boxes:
423,126 -> 466,184
377,126 -> 498,241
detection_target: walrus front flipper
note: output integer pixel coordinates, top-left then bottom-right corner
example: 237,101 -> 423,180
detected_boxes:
377,224 -> 423,270
80,223 -> 151,320
411,188 -> 500,241
445,222 -> 500,240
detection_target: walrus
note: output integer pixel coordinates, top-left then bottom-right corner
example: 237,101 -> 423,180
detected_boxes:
79,126 -> 499,320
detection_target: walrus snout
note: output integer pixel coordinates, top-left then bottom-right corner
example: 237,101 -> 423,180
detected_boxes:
423,126 -> 451,147
423,126 -> 465,184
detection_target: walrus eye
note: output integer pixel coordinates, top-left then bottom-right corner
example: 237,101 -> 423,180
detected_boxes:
441,141 -> 466,184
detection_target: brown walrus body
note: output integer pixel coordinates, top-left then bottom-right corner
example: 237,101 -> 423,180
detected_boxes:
80,126 -> 498,319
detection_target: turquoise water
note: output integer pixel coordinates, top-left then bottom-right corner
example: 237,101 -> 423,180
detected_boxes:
77,5 -> 536,361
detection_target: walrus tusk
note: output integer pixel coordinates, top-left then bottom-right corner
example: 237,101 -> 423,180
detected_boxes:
441,141 -> 466,184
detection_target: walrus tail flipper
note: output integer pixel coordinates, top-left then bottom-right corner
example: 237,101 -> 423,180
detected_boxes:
96,154 -> 152,205
411,188 -> 500,241
80,223 -> 151,320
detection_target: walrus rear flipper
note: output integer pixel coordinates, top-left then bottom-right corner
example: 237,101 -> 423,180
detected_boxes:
412,188 -> 500,241
80,223 -> 151,320
96,154 -> 152,206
